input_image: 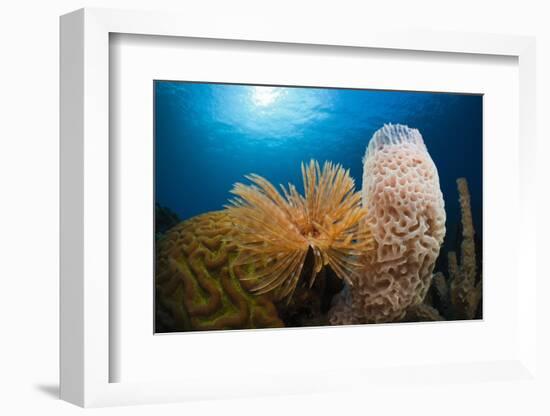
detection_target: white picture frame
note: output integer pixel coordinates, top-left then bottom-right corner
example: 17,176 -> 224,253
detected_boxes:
60,7 -> 537,408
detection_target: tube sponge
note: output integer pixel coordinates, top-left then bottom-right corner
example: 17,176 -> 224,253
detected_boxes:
448,178 -> 481,319
422,178 -> 481,320
329,124 -> 446,323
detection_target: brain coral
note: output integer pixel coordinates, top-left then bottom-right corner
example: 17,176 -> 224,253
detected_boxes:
329,124 -> 446,324
156,211 -> 284,331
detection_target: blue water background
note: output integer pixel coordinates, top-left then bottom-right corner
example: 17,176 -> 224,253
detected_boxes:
155,81 -> 482,252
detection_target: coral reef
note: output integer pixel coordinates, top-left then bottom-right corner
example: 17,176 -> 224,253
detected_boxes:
329,124 -> 446,324
403,303 -> 444,322
226,160 -> 375,301
155,211 -> 284,331
156,160 -> 376,331
156,139 -> 481,330
427,178 -> 482,320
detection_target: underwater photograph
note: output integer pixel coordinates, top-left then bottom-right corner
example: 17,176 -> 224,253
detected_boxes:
154,81 -> 483,333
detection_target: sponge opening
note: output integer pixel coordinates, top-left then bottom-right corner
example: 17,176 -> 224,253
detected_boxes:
364,124 -> 426,163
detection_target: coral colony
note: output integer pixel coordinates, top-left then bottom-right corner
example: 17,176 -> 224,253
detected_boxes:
155,124 -> 481,331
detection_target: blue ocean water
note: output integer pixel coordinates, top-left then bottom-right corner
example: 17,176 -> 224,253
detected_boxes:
155,81 -> 482,252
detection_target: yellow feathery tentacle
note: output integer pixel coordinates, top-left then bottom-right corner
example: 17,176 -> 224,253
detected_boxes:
226,160 -> 374,301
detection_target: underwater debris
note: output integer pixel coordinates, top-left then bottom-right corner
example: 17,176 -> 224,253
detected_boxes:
329,124 -> 446,324
226,160 -> 375,302
155,211 -> 284,331
428,178 -> 482,320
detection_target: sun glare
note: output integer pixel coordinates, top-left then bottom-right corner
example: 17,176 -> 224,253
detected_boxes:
252,86 -> 280,107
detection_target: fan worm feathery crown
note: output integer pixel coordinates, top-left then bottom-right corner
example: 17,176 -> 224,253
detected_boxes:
226,160 -> 374,301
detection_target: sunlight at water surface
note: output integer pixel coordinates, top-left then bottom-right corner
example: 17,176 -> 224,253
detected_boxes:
251,86 -> 280,107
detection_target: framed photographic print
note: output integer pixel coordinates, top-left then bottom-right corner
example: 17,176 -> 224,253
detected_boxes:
153,81 -> 482,333
60,7 -> 537,408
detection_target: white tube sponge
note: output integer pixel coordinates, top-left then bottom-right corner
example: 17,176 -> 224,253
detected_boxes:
330,124 -> 446,323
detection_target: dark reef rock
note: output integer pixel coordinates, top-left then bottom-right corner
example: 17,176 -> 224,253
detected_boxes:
155,203 -> 181,236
